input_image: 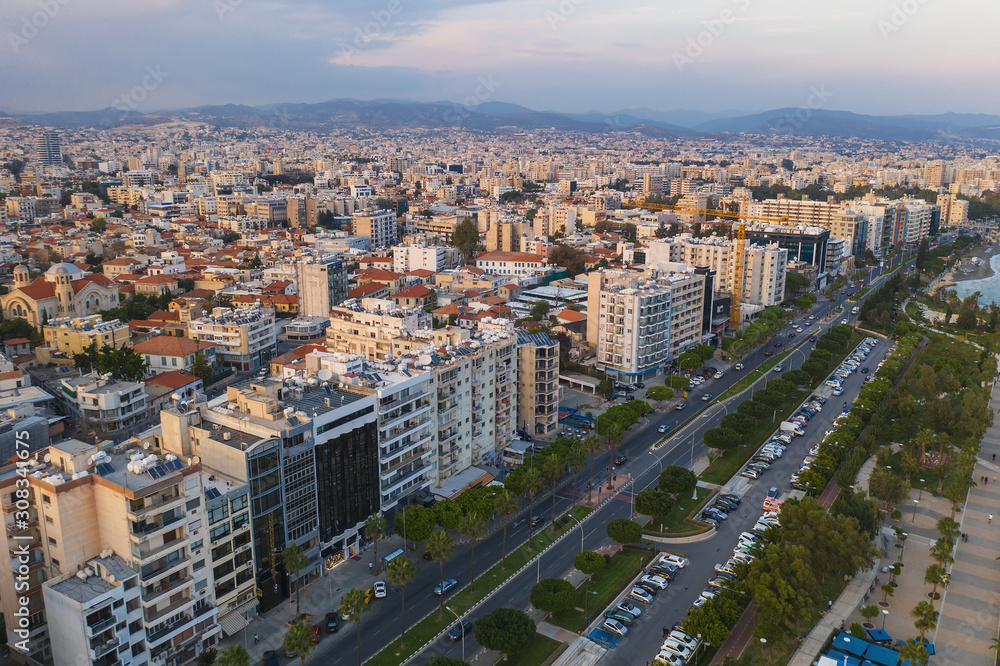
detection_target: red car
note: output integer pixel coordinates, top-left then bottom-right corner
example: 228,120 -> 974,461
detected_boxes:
774,342 -> 782,348
763,350 -> 772,356
310,625 -> 322,643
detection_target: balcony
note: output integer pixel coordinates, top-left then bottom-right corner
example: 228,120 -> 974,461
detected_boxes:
142,568 -> 192,602
128,492 -> 184,520
145,590 -> 195,625
379,387 -> 429,414
90,637 -> 120,660
146,612 -> 194,645
379,447 -> 431,481
85,614 -> 118,637
135,535 -> 186,565
130,510 -> 186,543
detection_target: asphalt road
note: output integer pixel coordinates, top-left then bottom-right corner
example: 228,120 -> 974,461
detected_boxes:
299,253 -> 913,666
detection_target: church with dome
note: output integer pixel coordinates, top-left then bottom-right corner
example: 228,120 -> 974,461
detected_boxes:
1,264 -> 121,327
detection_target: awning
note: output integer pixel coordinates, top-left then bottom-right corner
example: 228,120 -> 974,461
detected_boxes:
219,598 -> 260,637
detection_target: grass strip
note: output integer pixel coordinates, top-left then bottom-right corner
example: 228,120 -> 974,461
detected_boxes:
504,633 -> 562,666
550,547 -> 656,633
366,504 -> 593,666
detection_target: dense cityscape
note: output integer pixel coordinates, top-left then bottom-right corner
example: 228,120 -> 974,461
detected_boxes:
3,3 -> 1000,665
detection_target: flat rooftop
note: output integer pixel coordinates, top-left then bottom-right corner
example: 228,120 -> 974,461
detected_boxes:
48,554 -> 136,603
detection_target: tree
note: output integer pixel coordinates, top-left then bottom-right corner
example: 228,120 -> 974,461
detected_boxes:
785,272 -> 810,295
745,542 -> 820,636
494,489 -> 518,571
565,442 -> 586,512
898,640 -> 930,666
581,435 -> 603,503
282,542 -> 308,615
473,607 -> 536,659
860,604 -> 880,627
91,217 -> 108,233
606,518 -> 642,545
925,564 -> 948,601
658,465 -> 697,497
363,514 -> 388,576
283,620 -> 316,665
831,488 -> 881,539
458,512 -> 486,594
530,300 -> 551,321
394,505 -> 435,545
530,577 -> 577,614
911,600 -> 939,642
426,528 -> 454,620
452,217 -> 480,264
646,385 -> 674,409
426,658 -> 470,666
216,646 -> 249,666
542,453 -> 564,532
703,427 -> 740,452
603,423 -> 625,490
868,467 -> 909,508
387,555 -> 417,648
191,353 -> 213,382
434,500 -> 464,530
573,551 -> 606,581
682,589 -> 745,646
340,588 -> 372,666
635,489 -> 674,517
523,465 -> 545,551
197,648 -> 218,666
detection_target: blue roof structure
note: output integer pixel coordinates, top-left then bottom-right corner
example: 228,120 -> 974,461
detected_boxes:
830,633 -> 868,658
862,643 -> 901,666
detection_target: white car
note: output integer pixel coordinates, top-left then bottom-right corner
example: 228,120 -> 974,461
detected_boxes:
602,618 -> 628,637
629,587 -> 653,604
661,639 -> 693,661
654,652 -> 685,666
616,601 -> 641,617
641,574 -> 669,590
373,581 -> 387,598
669,631 -> 700,651
734,362 -> 744,370
659,554 -> 689,568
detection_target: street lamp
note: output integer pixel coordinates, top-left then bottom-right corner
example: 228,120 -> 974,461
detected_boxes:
446,606 -> 465,662
567,510 -> 585,552
584,590 -> 598,622
918,479 -> 925,500
881,609 -> 889,630
912,499 -> 918,521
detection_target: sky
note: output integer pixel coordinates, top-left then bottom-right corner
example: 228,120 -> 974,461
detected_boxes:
1,0 -> 996,116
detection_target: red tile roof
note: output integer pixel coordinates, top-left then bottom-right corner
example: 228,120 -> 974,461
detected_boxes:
132,336 -> 214,357
145,369 -> 201,390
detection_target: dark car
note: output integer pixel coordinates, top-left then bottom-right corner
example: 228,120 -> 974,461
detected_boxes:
763,350 -> 772,356
809,335 -> 817,341
774,341 -> 782,348
861,367 -> 869,373
434,579 -> 458,596
635,581 -> 659,596
634,381 -> 645,389
719,493 -> 742,505
675,402 -> 687,411
325,612 -> 339,633
530,515 -> 545,528
515,430 -> 534,442
449,620 -> 473,641
423,550 -> 434,560
614,455 -> 627,466
263,651 -> 280,666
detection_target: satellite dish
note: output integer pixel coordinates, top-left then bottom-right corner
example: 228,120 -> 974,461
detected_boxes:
317,369 -> 333,381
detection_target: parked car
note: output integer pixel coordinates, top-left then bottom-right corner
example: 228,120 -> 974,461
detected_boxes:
604,610 -> 634,626
659,554 -> 689,568
449,620 -> 473,641
617,601 -> 642,617
602,618 -> 628,637
434,579 -> 458,596
629,587 -> 654,604
734,362 -> 744,370
373,581 -> 387,598
310,625 -> 322,643
325,612 -> 339,633
701,393 -> 713,401
641,574 -> 669,590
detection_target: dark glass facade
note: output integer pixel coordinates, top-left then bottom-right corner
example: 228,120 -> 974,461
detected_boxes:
314,419 -> 380,546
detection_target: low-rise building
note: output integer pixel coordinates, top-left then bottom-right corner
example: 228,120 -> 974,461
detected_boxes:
133,336 -> 217,376
187,307 -> 277,372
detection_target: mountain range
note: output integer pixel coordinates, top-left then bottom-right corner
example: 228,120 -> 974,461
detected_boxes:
5,98 -> 1000,142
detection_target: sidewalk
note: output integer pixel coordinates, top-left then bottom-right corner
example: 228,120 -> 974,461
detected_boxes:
931,379 -> 1000,665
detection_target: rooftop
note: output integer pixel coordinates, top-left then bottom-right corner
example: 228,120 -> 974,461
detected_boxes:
49,554 -> 136,604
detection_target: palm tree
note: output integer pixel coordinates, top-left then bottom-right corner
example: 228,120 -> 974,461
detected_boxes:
458,512 -> 486,594
989,636 -> 1000,654
217,645 -> 251,666
364,513 -> 387,574
523,465 -> 545,552
542,453 -> 565,533
915,429 -> 935,466
340,588 -> 372,666
426,528 -> 454,620
604,424 -> 625,490
564,442 -> 586,512
911,600 -> 939,642
283,620 -> 316,665
282,542 -> 308,616
936,516 -> 960,545
924,564 -> 948,602
386,555 -> 417,648
494,489 -> 519,571
898,639 -> 930,666
929,538 -> 955,569
581,435 -> 602,504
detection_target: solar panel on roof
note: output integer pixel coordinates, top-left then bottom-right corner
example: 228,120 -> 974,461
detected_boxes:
95,462 -> 114,475
148,465 -> 165,479
205,488 -> 221,500
164,459 -> 182,472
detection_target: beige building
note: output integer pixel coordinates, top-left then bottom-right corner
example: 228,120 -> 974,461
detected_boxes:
187,306 -> 277,372
0,438 -> 219,665
485,220 -> 523,252
40,314 -> 130,358
353,209 -> 397,249
587,267 -> 705,381
325,299 -> 430,362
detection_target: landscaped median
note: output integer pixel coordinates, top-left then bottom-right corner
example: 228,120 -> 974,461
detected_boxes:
366,505 -> 592,666
549,547 -> 656,633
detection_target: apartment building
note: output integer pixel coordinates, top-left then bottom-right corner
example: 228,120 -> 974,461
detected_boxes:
40,315 -> 130,358
188,306 -> 277,372
325,298 -> 430,362
475,251 -> 546,277
745,224 -> 830,275
296,255 -> 349,317
392,245 -> 460,273
133,336 -> 218,376
59,373 -> 150,434
516,331 -> 560,439
938,194 -> 970,226
485,220 -> 524,253
586,267 -> 705,381
409,213 -> 462,243
303,352 -> 434,513
353,209 -> 397,249
0,438 -> 219,665
756,196 -> 838,227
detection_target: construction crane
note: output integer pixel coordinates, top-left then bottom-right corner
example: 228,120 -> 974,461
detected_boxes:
622,199 -> 789,330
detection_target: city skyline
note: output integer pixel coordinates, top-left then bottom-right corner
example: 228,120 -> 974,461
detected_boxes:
2,0 -> 996,115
